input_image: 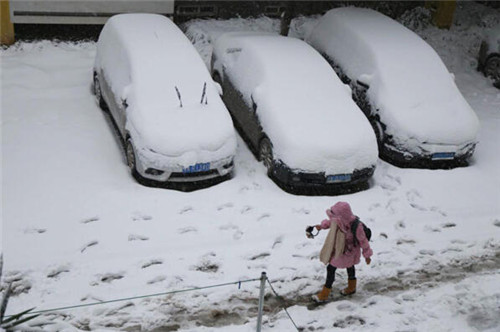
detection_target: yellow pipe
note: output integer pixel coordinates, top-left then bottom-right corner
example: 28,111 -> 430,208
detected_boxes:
1,0 -> 15,45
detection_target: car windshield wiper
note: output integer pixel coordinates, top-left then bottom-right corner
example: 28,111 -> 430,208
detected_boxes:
175,86 -> 183,108
200,82 -> 207,105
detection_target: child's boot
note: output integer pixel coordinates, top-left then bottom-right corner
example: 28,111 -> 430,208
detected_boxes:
340,278 -> 356,296
313,286 -> 331,302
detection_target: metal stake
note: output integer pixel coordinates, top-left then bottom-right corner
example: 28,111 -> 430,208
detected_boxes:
256,271 -> 267,332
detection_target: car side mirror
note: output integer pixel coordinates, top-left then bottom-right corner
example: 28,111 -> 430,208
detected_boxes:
214,81 -> 223,96
356,80 -> 369,90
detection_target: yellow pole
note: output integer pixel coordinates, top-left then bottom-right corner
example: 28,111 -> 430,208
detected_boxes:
426,0 -> 456,29
1,0 -> 15,45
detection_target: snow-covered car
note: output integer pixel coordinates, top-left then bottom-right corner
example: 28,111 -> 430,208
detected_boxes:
478,23 -> 500,88
307,8 -> 480,169
93,14 -> 237,187
211,33 -> 378,193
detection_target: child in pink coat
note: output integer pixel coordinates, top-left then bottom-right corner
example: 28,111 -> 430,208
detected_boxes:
313,201 -> 372,301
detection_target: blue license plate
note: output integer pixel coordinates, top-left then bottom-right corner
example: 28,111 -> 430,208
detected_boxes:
327,174 -> 352,183
182,162 -> 210,174
432,152 -> 455,160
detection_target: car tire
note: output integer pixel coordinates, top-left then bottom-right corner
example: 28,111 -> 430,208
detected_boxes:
259,137 -> 273,175
93,74 -> 108,111
484,54 -> 500,84
126,139 -> 138,176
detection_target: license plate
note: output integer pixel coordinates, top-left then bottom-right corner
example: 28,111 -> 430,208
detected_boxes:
327,174 -> 352,183
182,162 -> 210,174
432,152 -> 455,160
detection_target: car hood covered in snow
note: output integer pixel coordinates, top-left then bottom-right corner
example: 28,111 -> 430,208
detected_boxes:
94,14 -> 236,158
213,33 -> 378,174
307,7 -> 480,148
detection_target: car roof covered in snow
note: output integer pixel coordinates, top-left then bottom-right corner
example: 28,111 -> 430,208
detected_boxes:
213,33 -> 378,173
308,7 -> 479,146
95,14 -> 235,158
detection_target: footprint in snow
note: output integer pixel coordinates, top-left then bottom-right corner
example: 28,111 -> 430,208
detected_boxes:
424,225 -> 441,233
406,190 -> 428,211
396,238 -> 416,245
257,213 -> 270,221
386,173 -> 402,185
249,252 -> 270,260
292,208 -> 310,215
179,206 -> 193,214
128,234 -> 149,241
441,247 -> 463,254
272,236 -> 283,249
431,206 -> 448,217
147,276 -> 166,285
99,273 -> 124,283
333,316 -> 366,328
219,224 -> 244,239
395,220 -> 406,230
217,202 -> 234,211
406,189 -> 422,202
132,212 -> 153,221
80,216 -> 99,224
24,228 -> 46,234
141,259 -> 163,269
233,230 -> 243,240
441,222 -> 456,228
47,265 -> 70,279
240,206 -> 253,214
385,198 -> 399,214
368,203 -> 381,211
418,249 -> 436,256
178,226 -> 197,234
81,241 -> 98,253
380,182 -> 398,192
493,219 -> 500,227
337,303 -> 355,312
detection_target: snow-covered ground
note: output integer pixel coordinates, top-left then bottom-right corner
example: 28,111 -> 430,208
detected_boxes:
1,2 -> 499,331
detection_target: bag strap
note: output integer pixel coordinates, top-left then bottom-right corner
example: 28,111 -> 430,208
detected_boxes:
351,217 -> 360,247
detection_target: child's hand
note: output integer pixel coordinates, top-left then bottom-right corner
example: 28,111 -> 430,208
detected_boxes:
315,225 -> 321,231
365,257 -> 371,265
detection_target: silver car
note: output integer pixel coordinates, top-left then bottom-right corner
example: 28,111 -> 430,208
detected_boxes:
93,14 -> 237,187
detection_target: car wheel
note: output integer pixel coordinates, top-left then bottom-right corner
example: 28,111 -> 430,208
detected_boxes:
259,137 -> 273,175
484,55 -> 500,81
94,74 -> 108,111
126,139 -> 137,174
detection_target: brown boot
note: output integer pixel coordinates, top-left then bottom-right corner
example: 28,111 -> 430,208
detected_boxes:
314,286 -> 332,302
341,279 -> 356,296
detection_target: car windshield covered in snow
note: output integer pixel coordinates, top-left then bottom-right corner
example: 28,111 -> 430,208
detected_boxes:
94,14 -> 236,186
307,7 -> 480,168
212,33 -> 378,192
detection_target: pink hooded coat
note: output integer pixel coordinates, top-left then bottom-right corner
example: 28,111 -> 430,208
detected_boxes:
320,202 -> 373,268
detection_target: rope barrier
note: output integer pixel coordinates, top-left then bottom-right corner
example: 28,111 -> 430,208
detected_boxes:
266,278 -> 301,332
4,277 -> 260,318
5,274 -> 304,332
